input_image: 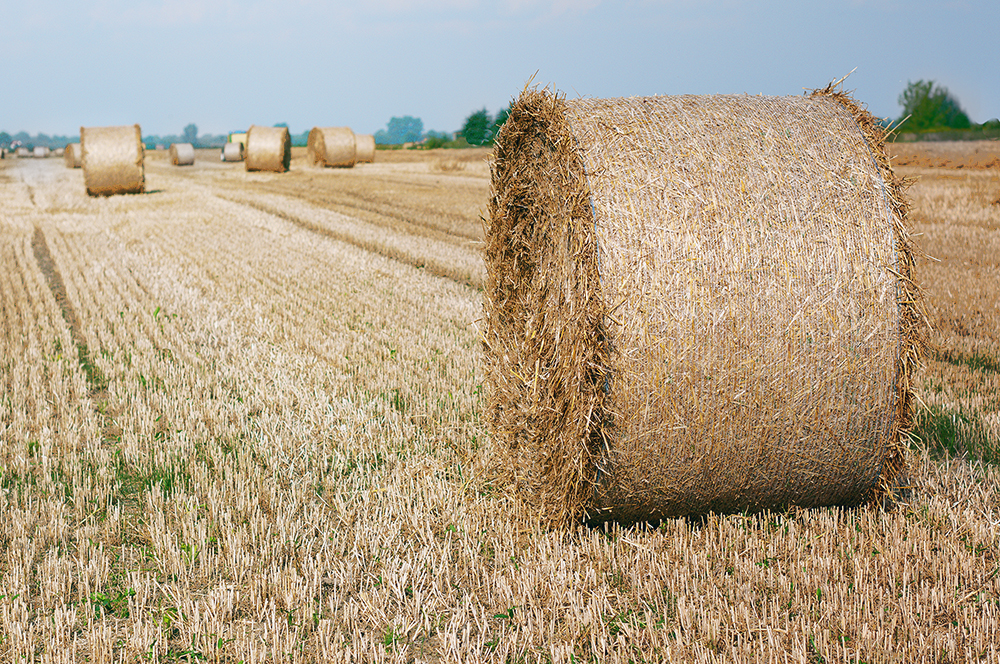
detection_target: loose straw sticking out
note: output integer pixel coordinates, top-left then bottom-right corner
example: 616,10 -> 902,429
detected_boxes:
64,143 -> 82,168
81,124 -> 145,196
245,125 -> 291,173
355,133 -> 376,163
307,127 -> 357,168
169,143 -> 195,166
484,87 -> 924,526
222,142 -> 244,162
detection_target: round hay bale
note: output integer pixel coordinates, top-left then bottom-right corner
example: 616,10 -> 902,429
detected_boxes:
33,146 -> 50,158
168,142 -> 195,166
64,143 -> 82,168
15,147 -> 30,158
355,133 -> 376,163
307,127 -> 356,168
54,147 -> 65,157
81,124 -> 145,196
245,125 -> 290,172
484,87 -> 925,525
222,141 -> 244,162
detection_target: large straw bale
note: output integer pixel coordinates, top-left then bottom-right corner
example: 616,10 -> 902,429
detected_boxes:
33,146 -> 50,158
15,147 -> 30,157
64,143 -> 82,168
81,124 -> 145,196
222,141 -> 244,162
307,127 -> 356,168
169,142 -> 195,166
484,86 -> 925,525
245,125 -> 290,172
355,133 -> 376,163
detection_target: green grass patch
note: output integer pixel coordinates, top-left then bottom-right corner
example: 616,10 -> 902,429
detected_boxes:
935,349 -> 1000,375
911,404 -> 997,463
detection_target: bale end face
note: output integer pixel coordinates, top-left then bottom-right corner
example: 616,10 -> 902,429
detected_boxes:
485,88 -> 924,526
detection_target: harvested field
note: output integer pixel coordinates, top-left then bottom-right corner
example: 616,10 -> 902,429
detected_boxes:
0,142 -> 997,662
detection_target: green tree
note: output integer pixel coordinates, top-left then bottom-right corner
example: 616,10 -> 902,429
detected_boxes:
898,80 -> 971,131
374,116 -> 424,145
462,108 -> 492,146
183,123 -> 198,144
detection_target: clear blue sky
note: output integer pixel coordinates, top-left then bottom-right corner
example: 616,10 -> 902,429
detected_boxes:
5,0 -> 998,137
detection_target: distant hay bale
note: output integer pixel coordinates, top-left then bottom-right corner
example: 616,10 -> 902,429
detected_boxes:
169,142 -> 195,166
54,147 -> 65,157
245,125 -> 290,172
222,141 -> 244,162
484,87 -> 925,525
64,143 -> 82,168
81,124 -> 145,196
15,147 -> 30,158
33,146 -> 50,158
307,127 -> 356,168
355,133 -> 376,163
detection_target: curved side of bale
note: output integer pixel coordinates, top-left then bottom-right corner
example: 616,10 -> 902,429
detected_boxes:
308,127 -> 356,168
64,143 -> 83,168
33,146 -> 50,158
355,133 -> 376,163
485,88 -> 924,525
16,147 -> 31,157
222,142 -> 244,162
169,143 -> 195,166
81,124 -> 145,196
245,125 -> 291,173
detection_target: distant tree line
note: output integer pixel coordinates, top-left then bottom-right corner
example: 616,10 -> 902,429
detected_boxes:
896,80 -> 999,135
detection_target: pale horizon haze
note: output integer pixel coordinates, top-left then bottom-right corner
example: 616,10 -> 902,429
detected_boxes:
4,0 -> 998,138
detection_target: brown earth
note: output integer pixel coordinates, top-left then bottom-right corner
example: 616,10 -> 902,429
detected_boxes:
888,139 -> 1000,169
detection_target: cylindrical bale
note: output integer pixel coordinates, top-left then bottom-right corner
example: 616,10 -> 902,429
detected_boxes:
245,125 -> 290,172
33,146 -> 50,158
355,133 -> 376,163
307,127 -> 356,168
484,87 -> 924,525
81,124 -> 145,196
169,142 -> 195,166
64,143 -> 83,168
15,147 -> 30,157
54,147 -> 65,157
222,141 -> 244,162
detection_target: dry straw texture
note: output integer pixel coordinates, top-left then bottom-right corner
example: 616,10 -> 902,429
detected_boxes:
485,86 -> 924,525
355,133 -> 376,163
222,141 -> 244,162
168,142 -> 195,166
81,124 -> 145,196
245,124 -> 291,173
64,143 -> 82,168
307,126 -> 357,168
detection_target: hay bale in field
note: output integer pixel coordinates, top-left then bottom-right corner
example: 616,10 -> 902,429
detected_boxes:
355,133 -> 376,163
15,147 -> 30,157
33,146 -> 50,158
81,124 -> 145,196
307,127 -> 356,168
64,143 -> 82,168
245,125 -> 290,172
484,86 -> 925,525
222,141 -> 244,162
168,142 -> 195,166
54,147 -> 65,157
